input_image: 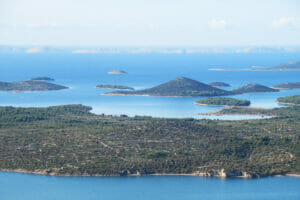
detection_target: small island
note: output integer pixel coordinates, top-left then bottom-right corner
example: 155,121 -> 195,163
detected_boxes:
231,83 -> 279,94
96,84 -> 134,90
272,82 -> 300,89
0,80 -> 68,92
30,76 -> 54,81
277,95 -> 300,106
208,82 -> 231,87
104,77 -> 232,97
195,97 -> 250,106
108,70 -> 127,75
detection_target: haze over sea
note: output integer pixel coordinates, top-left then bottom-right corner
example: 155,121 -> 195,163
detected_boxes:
1,52 -> 300,119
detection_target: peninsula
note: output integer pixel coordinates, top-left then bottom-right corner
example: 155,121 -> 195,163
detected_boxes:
96,84 -> 134,90
195,97 -> 250,106
0,80 -> 68,92
231,83 -> 279,94
104,77 -> 232,97
277,95 -> 300,106
0,103 -> 298,178
272,82 -> 300,89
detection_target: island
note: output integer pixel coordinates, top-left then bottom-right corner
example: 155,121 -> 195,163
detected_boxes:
0,104 -> 298,178
195,97 -> 250,106
272,82 -> 300,89
96,84 -> 134,90
103,77 -> 232,97
108,70 -> 127,74
30,76 -> 54,81
0,80 -> 68,92
251,61 -> 300,71
231,83 -> 279,94
208,82 -> 231,87
277,95 -> 300,106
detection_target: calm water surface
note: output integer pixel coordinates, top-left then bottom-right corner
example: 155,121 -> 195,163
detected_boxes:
0,172 -> 299,200
1,52 -> 300,119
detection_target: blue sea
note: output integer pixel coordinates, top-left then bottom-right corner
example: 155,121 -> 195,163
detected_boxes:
0,172 -> 299,200
1,52 -> 300,119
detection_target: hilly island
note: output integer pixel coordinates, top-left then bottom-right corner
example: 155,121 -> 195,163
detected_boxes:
0,102 -> 299,178
104,77 -> 232,97
0,80 -> 68,92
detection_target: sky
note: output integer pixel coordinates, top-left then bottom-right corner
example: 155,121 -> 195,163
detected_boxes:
0,0 -> 300,46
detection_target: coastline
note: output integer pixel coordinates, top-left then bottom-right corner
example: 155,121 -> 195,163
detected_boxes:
1,169 -> 299,178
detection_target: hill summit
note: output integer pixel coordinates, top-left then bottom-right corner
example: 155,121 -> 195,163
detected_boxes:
105,77 -> 231,97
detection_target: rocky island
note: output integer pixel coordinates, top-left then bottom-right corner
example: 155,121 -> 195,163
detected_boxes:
208,82 -> 231,87
195,97 -> 250,106
96,84 -> 134,90
0,103 -> 298,177
30,76 -> 54,81
272,82 -> 300,89
104,77 -> 232,97
0,80 -> 68,92
231,83 -> 279,94
108,70 -> 127,74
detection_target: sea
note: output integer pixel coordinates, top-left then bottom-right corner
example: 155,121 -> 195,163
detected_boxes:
0,52 -> 300,199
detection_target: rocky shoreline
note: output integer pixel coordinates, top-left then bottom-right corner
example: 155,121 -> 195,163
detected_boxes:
1,169 -> 299,178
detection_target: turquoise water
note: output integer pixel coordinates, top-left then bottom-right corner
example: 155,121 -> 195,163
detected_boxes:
0,172 -> 299,200
1,52 -> 300,119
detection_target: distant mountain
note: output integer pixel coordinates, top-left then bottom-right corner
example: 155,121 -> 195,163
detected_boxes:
104,77 -> 232,97
272,82 -> 300,89
232,84 -> 279,94
108,70 -> 127,75
208,82 -> 231,87
0,80 -> 68,92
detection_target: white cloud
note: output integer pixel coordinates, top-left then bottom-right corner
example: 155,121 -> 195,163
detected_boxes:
209,19 -> 227,29
272,17 -> 300,29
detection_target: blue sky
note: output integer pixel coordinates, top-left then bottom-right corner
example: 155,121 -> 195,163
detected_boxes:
0,0 -> 300,46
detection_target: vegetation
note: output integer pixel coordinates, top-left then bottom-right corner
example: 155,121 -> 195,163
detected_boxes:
277,95 -> 300,105
0,80 -> 68,92
272,82 -> 300,89
231,84 -> 279,94
0,104 -> 299,177
208,82 -> 231,87
195,97 -> 250,106
96,85 -> 134,90
105,77 -> 232,97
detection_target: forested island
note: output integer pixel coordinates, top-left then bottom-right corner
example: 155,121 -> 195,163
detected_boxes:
96,85 -> 134,90
104,77 -> 232,97
272,82 -> 300,89
0,80 -> 68,92
195,97 -> 250,106
0,103 -> 299,178
277,95 -> 300,106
